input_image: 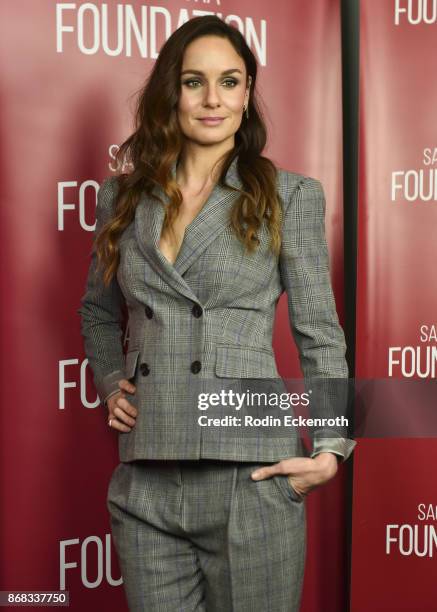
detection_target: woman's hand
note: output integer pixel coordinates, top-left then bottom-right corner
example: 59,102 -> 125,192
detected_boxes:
250,453 -> 339,498
107,379 -> 137,432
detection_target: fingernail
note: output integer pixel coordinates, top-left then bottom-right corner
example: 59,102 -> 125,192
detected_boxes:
251,471 -> 261,479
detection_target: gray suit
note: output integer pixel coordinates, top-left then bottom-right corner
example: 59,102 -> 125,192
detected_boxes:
78,155 -> 356,611
78,154 -> 355,463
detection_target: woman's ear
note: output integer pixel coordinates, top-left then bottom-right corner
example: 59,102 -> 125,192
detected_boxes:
245,76 -> 252,107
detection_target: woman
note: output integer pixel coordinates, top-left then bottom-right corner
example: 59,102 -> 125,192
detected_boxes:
78,15 -> 356,612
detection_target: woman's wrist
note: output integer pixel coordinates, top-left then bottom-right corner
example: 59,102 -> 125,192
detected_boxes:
312,452 -> 339,478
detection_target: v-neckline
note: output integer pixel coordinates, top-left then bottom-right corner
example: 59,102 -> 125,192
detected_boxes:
144,154 -> 243,272
157,184 -> 216,267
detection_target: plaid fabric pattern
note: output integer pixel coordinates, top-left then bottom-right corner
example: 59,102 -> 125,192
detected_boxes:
78,155 -> 356,462
107,458 -> 306,611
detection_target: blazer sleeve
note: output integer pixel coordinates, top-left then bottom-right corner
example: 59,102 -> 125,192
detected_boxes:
77,176 -> 126,407
278,176 -> 356,462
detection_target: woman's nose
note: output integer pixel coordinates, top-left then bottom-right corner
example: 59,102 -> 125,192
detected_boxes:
203,83 -> 221,106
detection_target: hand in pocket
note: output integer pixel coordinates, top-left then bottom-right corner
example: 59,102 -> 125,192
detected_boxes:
251,454 -> 339,498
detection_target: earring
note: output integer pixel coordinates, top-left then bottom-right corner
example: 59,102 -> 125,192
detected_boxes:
243,104 -> 249,119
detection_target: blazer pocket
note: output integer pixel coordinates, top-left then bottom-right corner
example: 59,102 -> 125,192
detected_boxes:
215,344 -> 278,379
124,349 -> 140,381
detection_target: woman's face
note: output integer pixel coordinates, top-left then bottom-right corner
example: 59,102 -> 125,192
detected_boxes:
177,35 -> 250,149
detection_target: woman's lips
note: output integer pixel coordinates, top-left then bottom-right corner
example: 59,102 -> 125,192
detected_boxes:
198,117 -> 225,125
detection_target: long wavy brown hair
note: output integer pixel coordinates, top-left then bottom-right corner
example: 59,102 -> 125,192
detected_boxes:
96,15 -> 283,287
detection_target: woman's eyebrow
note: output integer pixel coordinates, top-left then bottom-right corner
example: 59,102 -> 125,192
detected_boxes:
180,68 -> 243,76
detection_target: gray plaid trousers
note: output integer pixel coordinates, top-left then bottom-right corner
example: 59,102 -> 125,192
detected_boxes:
107,459 -> 306,612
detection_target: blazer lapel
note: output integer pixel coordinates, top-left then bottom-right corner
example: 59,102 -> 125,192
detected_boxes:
174,156 -> 242,276
134,155 -> 243,304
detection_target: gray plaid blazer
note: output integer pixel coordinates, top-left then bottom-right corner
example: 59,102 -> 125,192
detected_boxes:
78,155 -> 356,463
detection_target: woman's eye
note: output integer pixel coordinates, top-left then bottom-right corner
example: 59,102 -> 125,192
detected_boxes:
223,79 -> 238,87
183,79 -> 201,88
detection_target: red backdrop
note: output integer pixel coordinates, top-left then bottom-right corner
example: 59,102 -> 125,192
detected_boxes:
350,1 -> 437,610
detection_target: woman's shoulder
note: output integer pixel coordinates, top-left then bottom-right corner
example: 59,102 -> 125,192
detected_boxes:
97,175 -> 121,205
274,165 -> 324,210
94,175 -> 121,224
99,175 -> 120,196
275,165 -> 322,190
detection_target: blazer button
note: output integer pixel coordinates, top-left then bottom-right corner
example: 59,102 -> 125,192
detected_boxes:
145,305 -> 153,319
192,304 -> 203,318
140,363 -> 150,376
190,360 -> 201,374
